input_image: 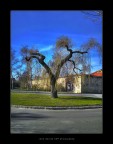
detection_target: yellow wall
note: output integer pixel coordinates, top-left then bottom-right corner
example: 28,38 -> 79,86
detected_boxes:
32,75 -> 102,93
32,78 -> 50,90
73,76 -> 81,93
32,76 -> 81,93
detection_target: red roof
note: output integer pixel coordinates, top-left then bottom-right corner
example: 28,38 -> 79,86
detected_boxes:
91,70 -> 102,77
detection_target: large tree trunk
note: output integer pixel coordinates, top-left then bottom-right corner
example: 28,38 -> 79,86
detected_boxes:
51,77 -> 58,98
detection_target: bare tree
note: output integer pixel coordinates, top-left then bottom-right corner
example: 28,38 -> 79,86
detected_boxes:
20,47 -> 33,90
11,49 -> 20,89
25,36 -> 101,98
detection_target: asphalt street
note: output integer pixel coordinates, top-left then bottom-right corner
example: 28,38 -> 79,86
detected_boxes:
11,107 -> 102,134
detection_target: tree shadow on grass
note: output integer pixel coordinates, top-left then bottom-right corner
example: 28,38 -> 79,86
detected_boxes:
59,96 -> 102,100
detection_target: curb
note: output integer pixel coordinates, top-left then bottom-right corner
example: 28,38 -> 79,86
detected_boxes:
12,105 -> 102,110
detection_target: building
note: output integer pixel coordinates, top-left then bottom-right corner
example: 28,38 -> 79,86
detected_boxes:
32,69 -> 102,94
81,69 -> 102,93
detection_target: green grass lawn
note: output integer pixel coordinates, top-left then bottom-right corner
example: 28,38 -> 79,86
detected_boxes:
11,93 -> 102,107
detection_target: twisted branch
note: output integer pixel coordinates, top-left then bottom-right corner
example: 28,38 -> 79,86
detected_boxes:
25,46 -> 88,80
25,52 -> 54,79
68,59 -> 82,72
55,46 -> 88,79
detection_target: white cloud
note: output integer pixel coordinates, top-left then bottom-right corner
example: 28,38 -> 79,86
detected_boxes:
39,45 -> 53,52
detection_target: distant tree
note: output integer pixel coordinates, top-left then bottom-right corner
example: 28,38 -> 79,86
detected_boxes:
25,36 -> 102,98
20,46 -> 41,90
81,10 -> 102,71
11,49 -> 20,89
18,71 -> 28,89
20,47 -> 31,90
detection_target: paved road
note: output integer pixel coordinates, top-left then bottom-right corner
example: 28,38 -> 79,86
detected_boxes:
11,90 -> 102,98
11,107 -> 102,134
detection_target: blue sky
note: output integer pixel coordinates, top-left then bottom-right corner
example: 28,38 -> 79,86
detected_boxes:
11,10 -> 102,73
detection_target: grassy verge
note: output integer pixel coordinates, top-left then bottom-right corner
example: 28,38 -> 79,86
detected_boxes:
11,93 -> 102,107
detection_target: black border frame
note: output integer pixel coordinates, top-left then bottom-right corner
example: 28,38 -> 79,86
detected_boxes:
1,0 -> 113,143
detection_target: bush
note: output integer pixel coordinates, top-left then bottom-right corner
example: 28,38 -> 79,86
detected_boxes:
56,83 -> 66,92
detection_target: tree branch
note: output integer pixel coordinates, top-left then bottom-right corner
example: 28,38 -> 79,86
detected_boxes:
55,46 -> 87,79
55,46 -> 72,78
25,48 -> 88,80
72,51 -> 88,54
26,53 -> 54,79
68,59 -> 82,72
31,52 -> 45,60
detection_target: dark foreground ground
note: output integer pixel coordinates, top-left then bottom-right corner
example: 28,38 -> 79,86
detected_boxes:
11,107 -> 102,134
